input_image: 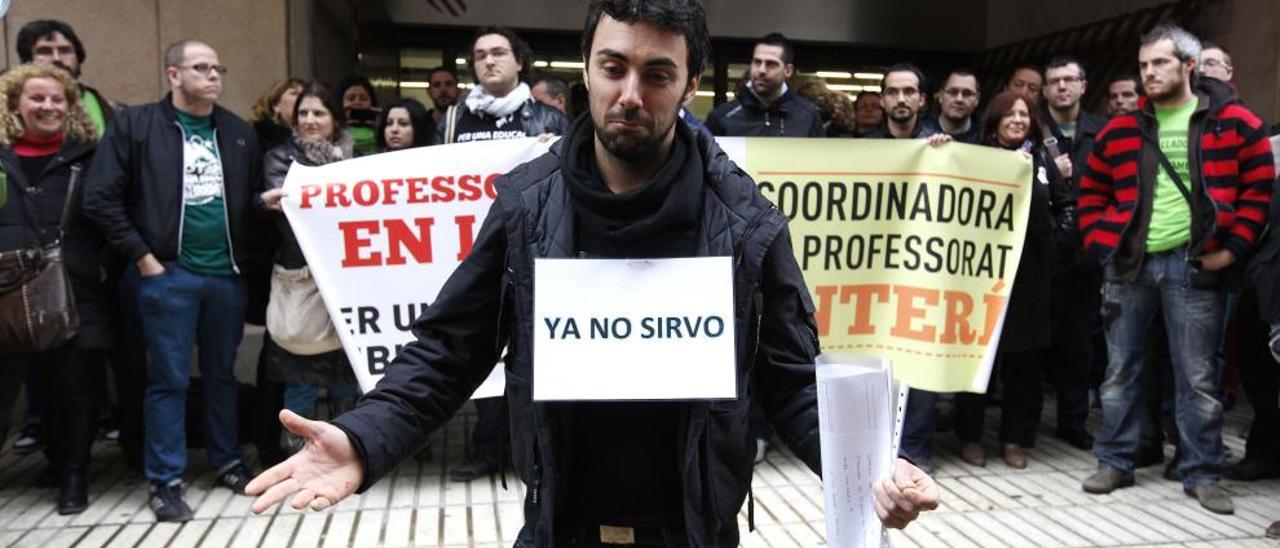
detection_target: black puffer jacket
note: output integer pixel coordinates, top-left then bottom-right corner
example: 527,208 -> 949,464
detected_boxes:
82,95 -> 263,271
0,141 -> 114,349
706,83 -> 824,138
331,126 -> 824,547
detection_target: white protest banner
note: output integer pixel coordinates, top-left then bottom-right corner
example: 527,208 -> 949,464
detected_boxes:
280,138 -> 550,395
532,257 -> 736,401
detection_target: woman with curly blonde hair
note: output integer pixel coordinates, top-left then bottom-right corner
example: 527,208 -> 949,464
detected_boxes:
0,63 -> 96,145
0,62 -> 110,516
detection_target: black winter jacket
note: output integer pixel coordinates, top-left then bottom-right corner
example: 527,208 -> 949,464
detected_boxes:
996,144 -> 1074,353
705,84 -> 824,138
82,96 -> 263,272
330,128 -> 824,547
0,141 -> 114,349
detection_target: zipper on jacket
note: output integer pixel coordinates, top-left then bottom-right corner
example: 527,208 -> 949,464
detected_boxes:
212,128 -> 241,274
173,121 -> 188,265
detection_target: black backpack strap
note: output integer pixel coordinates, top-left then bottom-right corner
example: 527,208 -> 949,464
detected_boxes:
1139,129 -> 1195,206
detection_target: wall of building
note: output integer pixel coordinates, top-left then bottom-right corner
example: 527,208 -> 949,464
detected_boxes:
1201,0 -> 1280,123
3,0 -> 289,118
983,0 -> 1171,49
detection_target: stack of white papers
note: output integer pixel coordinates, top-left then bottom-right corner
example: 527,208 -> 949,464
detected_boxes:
816,354 -> 907,548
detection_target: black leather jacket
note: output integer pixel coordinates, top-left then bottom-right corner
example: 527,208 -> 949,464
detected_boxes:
434,98 -> 570,144
331,128 -> 824,547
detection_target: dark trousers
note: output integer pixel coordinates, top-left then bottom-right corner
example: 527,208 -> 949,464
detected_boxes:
900,389 -> 938,462
1050,270 -> 1100,435
35,347 -> 99,472
472,396 -> 509,465
0,360 -> 22,440
1236,290 -> 1280,464
2,348 -> 98,471
956,350 -> 1046,446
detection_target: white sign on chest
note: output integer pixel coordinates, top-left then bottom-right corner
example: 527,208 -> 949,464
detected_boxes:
532,257 -> 737,401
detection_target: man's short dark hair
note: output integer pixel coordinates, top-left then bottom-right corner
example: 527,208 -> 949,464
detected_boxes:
429,66 -> 458,81
17,19 -> 86,65
1109,74 -> 1143,90
1201,41 -> 1233,66
1045,55 -> 1086,79
470,26 -> 534,82
532,74 -> 569,100
943,68 -> 980,87
855,91 -> 881,105
582,0 -> 711,81
756,32 -> 795,66
884,62 -> 927,93
163,39 -> 210,69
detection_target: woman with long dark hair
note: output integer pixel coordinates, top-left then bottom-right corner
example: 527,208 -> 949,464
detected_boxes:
944,90 -> 1075,469
260,81 -> 360,454
0,63 -> 108,514
376,98 -> 435,151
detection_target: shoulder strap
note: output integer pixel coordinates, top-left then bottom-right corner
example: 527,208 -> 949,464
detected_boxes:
59,164 -> 83,237
1038,123 -> 1064,160
1139,129 -> 1194,205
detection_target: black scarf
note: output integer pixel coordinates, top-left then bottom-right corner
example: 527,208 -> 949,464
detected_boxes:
560,114 -> 703,258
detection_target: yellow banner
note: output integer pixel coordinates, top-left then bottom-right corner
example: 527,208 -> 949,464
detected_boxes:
744,138 -> 1033,393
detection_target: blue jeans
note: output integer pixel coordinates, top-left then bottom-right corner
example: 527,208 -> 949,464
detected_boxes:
283,382 -> 359,417
136,264 -> 247,483
1094,252 -> 1227,487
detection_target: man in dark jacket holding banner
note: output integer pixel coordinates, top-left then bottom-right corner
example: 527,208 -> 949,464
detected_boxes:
247,1 -> 938,545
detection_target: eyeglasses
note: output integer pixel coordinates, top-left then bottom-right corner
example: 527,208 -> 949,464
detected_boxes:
177,63 -> 228,76
1201,58 -> 1232,69
943,88 -> 978,98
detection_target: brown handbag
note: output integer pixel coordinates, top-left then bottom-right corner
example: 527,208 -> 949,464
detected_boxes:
0,164 -> 81,355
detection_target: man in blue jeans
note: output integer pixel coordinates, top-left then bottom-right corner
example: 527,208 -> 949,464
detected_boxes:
84,39 -> 264,522
1077,25 -> 1274,515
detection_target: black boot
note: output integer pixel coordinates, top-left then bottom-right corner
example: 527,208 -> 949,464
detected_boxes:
57,470 -> 88,515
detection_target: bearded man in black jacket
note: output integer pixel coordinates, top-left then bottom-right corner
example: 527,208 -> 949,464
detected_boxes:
249,1 -> 939,545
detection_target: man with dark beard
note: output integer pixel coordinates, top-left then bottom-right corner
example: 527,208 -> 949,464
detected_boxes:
246,1 -> 940,545
705,33 -> 823,137
868,63 -> 936,140
17,20 -> 115,136
1079,24 -> 1274,515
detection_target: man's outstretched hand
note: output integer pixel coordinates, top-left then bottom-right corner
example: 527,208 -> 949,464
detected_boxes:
246,410 -> 364,514
874,457 -> 941,529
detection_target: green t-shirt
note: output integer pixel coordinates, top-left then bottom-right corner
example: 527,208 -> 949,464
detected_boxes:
348,125 -> 377,156
1145,98 -> 1197,253
175,108 -> 234,275
82,88 -> 107,138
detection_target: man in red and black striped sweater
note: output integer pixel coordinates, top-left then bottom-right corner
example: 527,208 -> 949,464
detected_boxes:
1077,24 -> 1274,515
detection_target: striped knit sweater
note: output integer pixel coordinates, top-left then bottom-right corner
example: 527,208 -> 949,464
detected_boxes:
1078,79 -> 1274,266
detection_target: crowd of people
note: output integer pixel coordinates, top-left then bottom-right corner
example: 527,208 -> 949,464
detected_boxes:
0,1 -> 1276,543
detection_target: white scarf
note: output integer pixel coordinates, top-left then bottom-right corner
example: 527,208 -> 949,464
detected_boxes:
465,82 -> 532,118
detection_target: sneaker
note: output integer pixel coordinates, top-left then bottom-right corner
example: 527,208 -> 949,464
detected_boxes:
1185,483 -> 1234,515
215,462 -> 255,495
1082,467 -> 1134,494
13,425 -> 41,453
149,481 -> 193,522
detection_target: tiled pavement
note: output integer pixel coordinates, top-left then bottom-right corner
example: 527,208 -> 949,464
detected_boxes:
1,395 -> 1277,547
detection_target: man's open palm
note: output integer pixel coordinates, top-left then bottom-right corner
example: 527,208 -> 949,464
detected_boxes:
246,410 -> 364,513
